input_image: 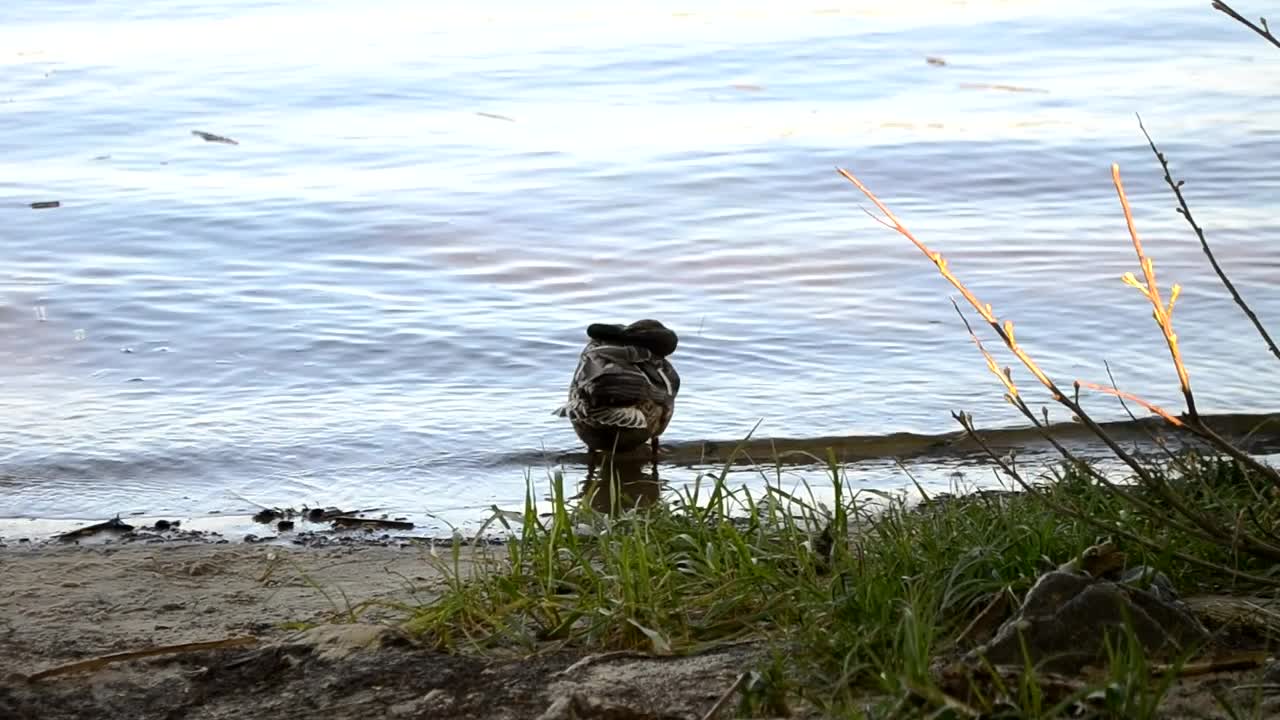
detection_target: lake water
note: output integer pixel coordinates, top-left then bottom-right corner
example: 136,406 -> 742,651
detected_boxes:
2,0 -> 1279,539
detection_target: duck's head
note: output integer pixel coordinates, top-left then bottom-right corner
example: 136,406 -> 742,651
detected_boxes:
586,319 -> 678,357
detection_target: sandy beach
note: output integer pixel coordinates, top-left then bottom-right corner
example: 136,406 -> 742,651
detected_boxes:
0,539 -> 761,720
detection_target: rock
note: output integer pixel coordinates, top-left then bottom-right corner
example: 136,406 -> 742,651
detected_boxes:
1119,564 -> 1178,602
421,688 -> 454,710
536,692 -> 684,720
970,569 -> 1209,674
297,623 -> 405,661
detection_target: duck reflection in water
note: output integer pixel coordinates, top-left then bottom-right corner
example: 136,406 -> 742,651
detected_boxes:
573,453 -> 663,514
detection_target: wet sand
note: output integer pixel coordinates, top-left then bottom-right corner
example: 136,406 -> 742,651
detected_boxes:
1,541 -> 457,675
0,540 -> 763,720
2,535 -> 1273,719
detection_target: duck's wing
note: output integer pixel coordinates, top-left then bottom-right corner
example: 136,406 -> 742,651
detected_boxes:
581,405 -> 649,429
637,357 -> 679,399
561,344 -> 673,428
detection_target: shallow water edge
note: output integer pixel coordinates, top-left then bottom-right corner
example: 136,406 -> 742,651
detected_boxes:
4,410 -> 1276,545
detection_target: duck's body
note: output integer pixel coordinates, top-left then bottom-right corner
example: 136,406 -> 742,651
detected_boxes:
556,319 -> 680,455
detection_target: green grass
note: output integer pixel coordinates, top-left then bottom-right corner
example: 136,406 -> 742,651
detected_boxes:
403,450 -> 1277,718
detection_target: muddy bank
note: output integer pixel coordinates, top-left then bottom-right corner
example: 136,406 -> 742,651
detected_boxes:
2,539 -> 1277,719
3,627 -> 759,720
0,542 -> 459,674
0,542 -> 763,720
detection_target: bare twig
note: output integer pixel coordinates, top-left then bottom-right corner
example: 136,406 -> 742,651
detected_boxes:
1113,163 -> 1198,419
838,166 -> 1280,561
1103,360 -> 1184,460
1137,115 -> 1280,363
701,672 -> 751,720
1107,170 -> 1278,483
27,636 -> 259,681
1212,1 -> 1280,49
949,299 -> 1019,400
1077,381 -> 1185,428
952,303 -> 1232,547
1104,361 -> 1142,425
952,412 -> 1280,587
1152,650 -> 1269,677
1111,166 -> 1277,484
1101,359 -> 1186,467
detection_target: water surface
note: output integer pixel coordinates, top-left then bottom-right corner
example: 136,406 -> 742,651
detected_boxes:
2,0 -> 1278,536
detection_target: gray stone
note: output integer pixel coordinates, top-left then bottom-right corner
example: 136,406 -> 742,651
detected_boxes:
971,569 -> 1210,674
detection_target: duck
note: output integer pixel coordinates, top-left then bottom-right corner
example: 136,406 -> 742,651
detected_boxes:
555,319 -> 680,462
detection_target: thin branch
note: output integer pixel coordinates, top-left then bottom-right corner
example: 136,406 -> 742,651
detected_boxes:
1113,160 -> 1280,485
838,166 -> 1280,561
949,298 -> 1019,400
700,672 -> 752,720
1077,381 -> 1186,428
952,411 -> 1280,588
949,308 -> 1233,548
1004,392 -> 1237,549
1191,419 -> 1280,486
1103,359 -> 1185,466
1111,166 -> 1280,484
1137,115 -> 1280,363
1104,361 -> 1142,425
837,168 -> 1058,397
1212,0 -> 1280,49
27,636 -> 259,681
1112,163 -> 1198,418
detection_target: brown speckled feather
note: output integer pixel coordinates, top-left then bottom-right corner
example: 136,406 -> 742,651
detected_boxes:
555,320 -> 680,453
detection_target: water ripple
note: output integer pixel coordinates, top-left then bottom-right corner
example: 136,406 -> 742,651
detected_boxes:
1,0 -> 1278,529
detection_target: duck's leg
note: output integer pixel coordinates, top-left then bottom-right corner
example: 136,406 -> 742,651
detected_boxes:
650,436 -> 660,476
587,450 -> 598,482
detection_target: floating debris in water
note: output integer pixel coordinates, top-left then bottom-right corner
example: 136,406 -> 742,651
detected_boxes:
253,505 -> 384,526
191,130 -> 239,145
57,516 -> 135,541
29,201 -> 60,209
331,516 -> 415,531
252,508 -> 281,524
959,82 -> 1048,93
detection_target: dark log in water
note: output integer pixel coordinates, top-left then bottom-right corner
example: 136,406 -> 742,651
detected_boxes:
527,411 -> 1280,469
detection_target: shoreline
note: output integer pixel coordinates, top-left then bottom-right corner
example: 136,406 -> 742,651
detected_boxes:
7,410 -> 1280,549
0,541 -> 460,677
5,452 -> 1280,718
0,512 -> 501,550
0,540 -> 759,720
